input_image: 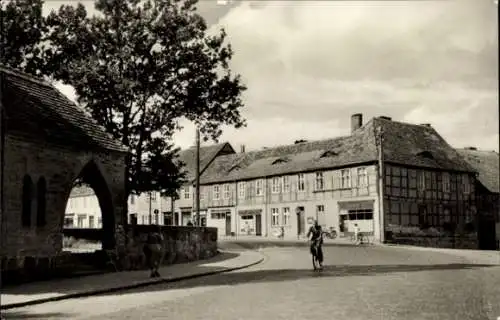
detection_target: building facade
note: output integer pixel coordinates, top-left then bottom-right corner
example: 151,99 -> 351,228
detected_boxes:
195,114 -> 478,245
457,147 -> 499,249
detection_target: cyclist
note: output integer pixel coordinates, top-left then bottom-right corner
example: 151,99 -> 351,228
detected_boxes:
307,220 -> 324,268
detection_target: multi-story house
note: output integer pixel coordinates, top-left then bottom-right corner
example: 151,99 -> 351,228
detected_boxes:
65,187 -> 103,229
457,147 -> 499,249
197,114 -> 479,247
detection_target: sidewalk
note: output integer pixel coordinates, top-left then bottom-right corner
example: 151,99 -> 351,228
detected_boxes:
0,249 -> 264,310
382,243 -> 500,265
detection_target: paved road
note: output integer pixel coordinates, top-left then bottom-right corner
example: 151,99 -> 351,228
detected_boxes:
3,245 -> 500,320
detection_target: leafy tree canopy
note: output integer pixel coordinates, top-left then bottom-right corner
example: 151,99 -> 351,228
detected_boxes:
1,0 -> 246,198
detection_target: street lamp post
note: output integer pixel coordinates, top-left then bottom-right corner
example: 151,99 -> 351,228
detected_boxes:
148,191 -> 152,225
195,127 -> 201,226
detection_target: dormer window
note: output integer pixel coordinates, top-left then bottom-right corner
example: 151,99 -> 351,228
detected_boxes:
272,157 -> 289,165
416,151 -> 434,159
320,150 -> 338,158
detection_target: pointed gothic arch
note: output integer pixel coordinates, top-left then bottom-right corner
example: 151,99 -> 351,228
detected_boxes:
64,159 -> 116,250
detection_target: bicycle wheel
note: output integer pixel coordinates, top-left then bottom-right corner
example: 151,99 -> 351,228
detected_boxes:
311,248 -> 319,270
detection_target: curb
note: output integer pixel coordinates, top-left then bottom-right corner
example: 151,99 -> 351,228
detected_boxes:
1,251 -> 265,311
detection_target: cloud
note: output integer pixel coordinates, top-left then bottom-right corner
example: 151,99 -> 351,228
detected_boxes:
210,0 -> 498,150
46,0 -> 498,152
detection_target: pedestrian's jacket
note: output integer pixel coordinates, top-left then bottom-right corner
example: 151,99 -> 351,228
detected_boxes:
307,226 -> 323,243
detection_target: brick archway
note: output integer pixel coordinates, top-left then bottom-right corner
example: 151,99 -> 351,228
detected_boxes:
65,160 -> 116,250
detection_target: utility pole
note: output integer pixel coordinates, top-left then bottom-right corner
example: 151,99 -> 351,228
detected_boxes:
148,191 -> 152,225
195,127 -> 201,226
0,7 -> 5,286
375,126 -> 386,243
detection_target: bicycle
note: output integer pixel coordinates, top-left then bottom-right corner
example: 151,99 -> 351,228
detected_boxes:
323,227 -> 337,239
310,239 -> 323,271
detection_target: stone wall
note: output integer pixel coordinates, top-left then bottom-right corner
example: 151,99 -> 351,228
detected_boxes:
1,226 -> 218,285
384,224 -> 478,249
120,225 -> 218,270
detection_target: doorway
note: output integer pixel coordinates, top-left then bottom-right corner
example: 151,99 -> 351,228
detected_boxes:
255,214 -> 262,236
225,214 -> 232,236
296,206 -> 305,236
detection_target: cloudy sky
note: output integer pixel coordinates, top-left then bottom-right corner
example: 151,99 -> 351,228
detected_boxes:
43,0 -> 499,152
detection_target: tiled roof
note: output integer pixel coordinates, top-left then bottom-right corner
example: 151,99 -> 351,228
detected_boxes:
69,185 -> 95,198
375,118 -> 475,172
456,148 -> 499,193
1,65 -> 128,153
177,142 -> 235,182
199,117 -> 476,185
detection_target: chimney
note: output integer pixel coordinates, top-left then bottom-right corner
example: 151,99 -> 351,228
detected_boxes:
465,147 -> 477,151
240,145 -> 246,153
351,113 -> 363,133
379,116 -> 392,121
420,123 -> 431,127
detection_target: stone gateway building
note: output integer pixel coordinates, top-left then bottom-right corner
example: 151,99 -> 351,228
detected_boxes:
0,66 -> 128,274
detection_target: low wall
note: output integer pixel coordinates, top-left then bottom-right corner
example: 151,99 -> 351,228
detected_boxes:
120,225 -> 218,269
1,226 -> 218,285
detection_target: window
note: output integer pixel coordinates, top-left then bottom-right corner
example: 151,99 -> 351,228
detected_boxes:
282,176 -> 290,193
357,167 -> 368,187
315,172 -> 324,190
462,174 -> 470,194
211,212 -> 227,219
317,205 -> 325,213
297,174 -> 305,192
64,217 -> 74,228
89,216 -> 95,228
22,175 -> 33,227
238,182 -> 246,199
200,188 -> 205,200
271,177 -> 281,193
271,208 -> 280,226
223,184 -> 230,199
141,215 -> 146,224
213,185 -> 220,200
155,212 -> 159,224
256,180 -> 263,196
316,205 -> 325,224
283,207 -> 290,225
77,215 -> 85,228
341,169 -> 351,188
130,195 -> 135,205
442,172 -> 450,193
98,217 -> 102,228
347,209 -> 373,220
36,177 -> 47,227
183,187 -> 190,199
418,171 -> 426,190
150,192 -> 157,201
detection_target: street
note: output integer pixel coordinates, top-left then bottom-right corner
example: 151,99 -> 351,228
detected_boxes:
3,245 -> 500,320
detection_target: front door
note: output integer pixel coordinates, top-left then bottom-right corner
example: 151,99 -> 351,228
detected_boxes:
297,207 -> 305,236
225,214 -> 232,236
255,214 -> 262,236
